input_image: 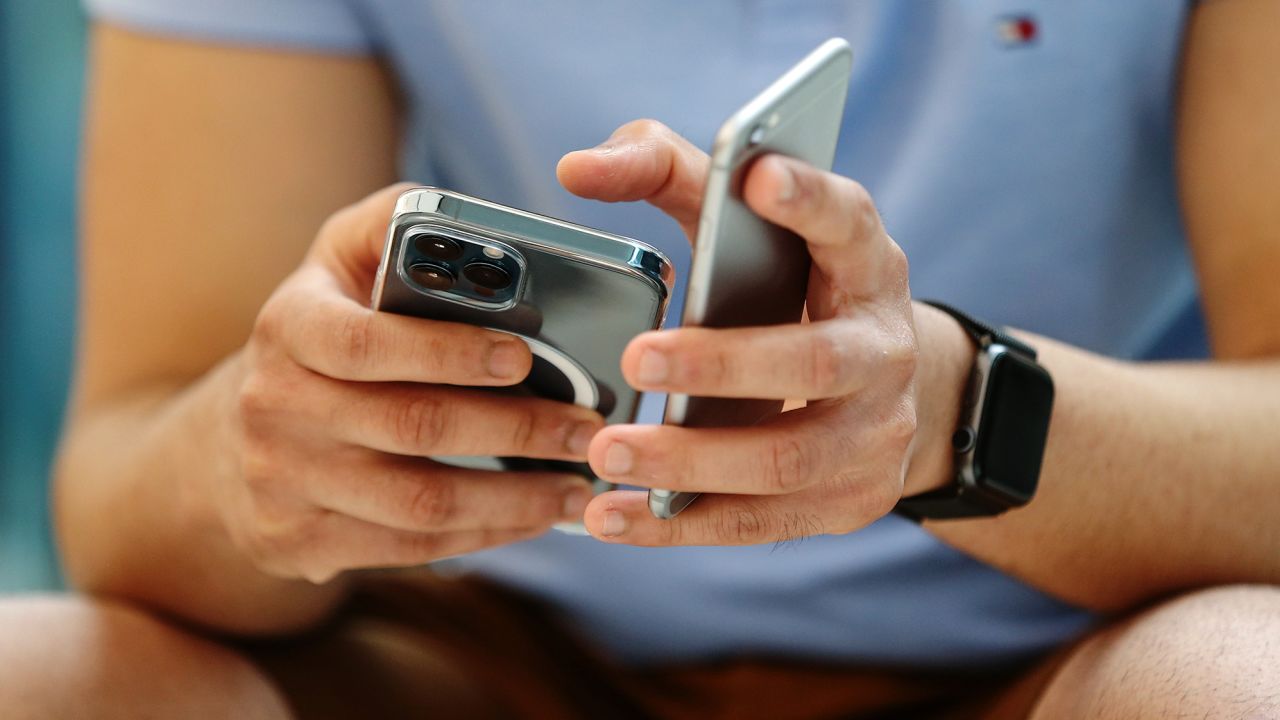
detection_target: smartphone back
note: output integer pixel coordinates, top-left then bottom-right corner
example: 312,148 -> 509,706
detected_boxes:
668,38 -> 853,429
374,188 -> 672,499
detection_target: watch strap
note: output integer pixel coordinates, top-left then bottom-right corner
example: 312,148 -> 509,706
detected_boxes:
923,300 -> 1037,359
894,484 -> 1008,522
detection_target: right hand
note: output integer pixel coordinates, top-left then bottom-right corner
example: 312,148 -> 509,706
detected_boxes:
218,184 -> 602,583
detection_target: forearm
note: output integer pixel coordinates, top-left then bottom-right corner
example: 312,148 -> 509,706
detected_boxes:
909,305 -> 1280,612
55,353 -> 348,636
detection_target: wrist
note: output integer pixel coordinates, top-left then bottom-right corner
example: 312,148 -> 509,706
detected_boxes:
903,301 -> 974,498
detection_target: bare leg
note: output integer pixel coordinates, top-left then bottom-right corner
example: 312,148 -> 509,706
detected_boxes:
1027,585 -> 1280,719
0,595 -> 291,720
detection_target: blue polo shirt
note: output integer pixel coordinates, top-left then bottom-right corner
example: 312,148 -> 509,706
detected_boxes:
85,0 -> 1204,668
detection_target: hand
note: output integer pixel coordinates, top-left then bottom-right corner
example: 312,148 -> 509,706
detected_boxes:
219,185 -> 603,583
558,120 -> 965,546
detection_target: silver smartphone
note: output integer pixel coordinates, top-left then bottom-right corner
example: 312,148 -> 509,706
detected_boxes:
648,38 -> 854,519
373,188 -> 673,533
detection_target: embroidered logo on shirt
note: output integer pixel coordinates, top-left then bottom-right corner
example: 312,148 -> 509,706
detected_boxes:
996,15 -> 1039,47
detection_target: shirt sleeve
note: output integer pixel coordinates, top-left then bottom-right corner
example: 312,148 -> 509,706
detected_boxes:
83,0 -> 375,54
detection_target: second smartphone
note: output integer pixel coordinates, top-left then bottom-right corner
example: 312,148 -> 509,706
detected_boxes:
649,38 -> 854,519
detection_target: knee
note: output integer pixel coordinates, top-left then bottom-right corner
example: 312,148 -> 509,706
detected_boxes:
0,595 -> 288,718
1032,585 -> 1280,720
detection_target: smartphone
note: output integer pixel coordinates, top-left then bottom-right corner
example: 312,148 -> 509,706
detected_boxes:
373,188 -> 673,533
648,38 -> 854,519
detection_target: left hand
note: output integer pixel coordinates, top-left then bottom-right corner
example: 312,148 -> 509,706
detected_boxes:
558,120 -> 946,546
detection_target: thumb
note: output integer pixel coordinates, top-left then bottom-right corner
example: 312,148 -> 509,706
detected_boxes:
557,119 -> 709,239
308,182 -> 417,299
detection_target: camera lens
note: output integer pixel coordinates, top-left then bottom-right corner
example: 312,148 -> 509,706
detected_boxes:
463,262 -> 512,291
414,234 -> 464,261
407,262 -> 455,291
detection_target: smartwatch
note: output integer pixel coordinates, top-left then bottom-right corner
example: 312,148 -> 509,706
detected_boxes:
894,301 -> 1054,522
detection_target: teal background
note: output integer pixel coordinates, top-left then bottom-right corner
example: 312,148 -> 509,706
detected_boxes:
0,0 -> 85,591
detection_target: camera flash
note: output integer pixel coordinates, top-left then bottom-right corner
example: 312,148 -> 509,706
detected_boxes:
482,247 -> 504,259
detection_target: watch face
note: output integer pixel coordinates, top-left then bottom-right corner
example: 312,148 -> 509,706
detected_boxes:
973,350 -> 1054,504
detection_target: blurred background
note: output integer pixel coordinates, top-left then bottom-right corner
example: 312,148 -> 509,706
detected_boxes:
0,0 -> 84,591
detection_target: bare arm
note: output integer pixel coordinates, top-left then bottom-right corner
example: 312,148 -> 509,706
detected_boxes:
58,26 -> 597,635
58,26 -> 399,633
556,0 -> 1280,613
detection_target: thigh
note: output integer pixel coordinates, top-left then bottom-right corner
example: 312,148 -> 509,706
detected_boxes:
241,571 -> 649,719
243,571 -> 1031,720
0,595 -> 290,720
1028,585 -> 1280,719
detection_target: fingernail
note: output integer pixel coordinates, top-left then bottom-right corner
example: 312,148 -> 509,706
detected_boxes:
600,510 -> 628,538
592,143 -> 616,155
603,441 -> 634,476
561,486 -> 590,521
776,161 -> 797,203
566,421 -> 598,457
636,349 -> 669,385
486,340 -> 525,379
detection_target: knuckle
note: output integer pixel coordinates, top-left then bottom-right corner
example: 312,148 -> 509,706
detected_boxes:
868,476 -> 903,518
282,516 -> 332,579
620,117 -> 670,140
659,516 -> 686,545
405,480 -> 457,528
805,328 -> 854,397
508,407 -> 541,453
683,335 -> 734,389
251,294 -> 287,347
397,531 -> 443,560
235,373 -> 277,429
335,311 -> 378,374
417,329 -> 465,379
389,393 -> 451,452
843,179 -> 877,221
240,508 -> 311,576
881,401 -> 918,455
883,240 -> 910,280
763,437 -> 812,493
238,441 -> 281,490
715,506 -> 772,544
868,318 -> 919,388
893,331 -> 921,384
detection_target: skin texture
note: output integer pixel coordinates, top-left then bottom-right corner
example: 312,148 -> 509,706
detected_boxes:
9,0 -> 1273,715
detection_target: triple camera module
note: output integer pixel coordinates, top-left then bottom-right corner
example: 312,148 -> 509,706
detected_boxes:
402,228 -> 523,307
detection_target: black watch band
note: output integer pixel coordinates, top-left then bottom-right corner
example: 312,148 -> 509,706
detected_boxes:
894,301 -> 1042,523
923,301 -> 1038,360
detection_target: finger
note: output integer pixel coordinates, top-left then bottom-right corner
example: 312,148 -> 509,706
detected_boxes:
296,516 -> 546,583
742,155 -> 906,305
622,318 -> 897,400
581,489 -> 870,547
272,269 -> 533,385
308,182 -> 419,285
315,379 -> 604,460
586,403 -> 913,496
557,119 -> 709,236
586,405 -> 840,495
303,453 -> 592,532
